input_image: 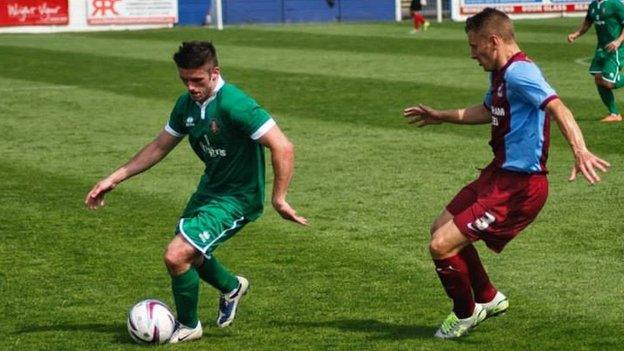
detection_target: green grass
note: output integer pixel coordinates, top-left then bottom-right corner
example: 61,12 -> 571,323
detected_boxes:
1,19 -> 622,350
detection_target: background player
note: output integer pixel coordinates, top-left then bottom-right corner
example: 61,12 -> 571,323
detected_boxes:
85,41 -> 308,343
404,8 -> 609,339
410,0 -> 430,33
568,0 -> 624,122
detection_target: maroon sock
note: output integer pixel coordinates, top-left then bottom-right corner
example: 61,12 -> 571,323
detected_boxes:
433,254 -> 475,318
459,245 -> 497,303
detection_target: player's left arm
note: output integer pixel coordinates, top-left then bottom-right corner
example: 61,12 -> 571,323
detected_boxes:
545,99 -> 611,184
257,125 -> 309,226
605,3 -> 624,52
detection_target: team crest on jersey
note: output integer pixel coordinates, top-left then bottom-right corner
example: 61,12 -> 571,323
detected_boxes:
210,119 -> 220,135
185,116 -> 195,127
496,84 -> 504,97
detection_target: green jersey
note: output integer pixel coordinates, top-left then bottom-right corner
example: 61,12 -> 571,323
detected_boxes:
166,77 -> 275,220
586,0 -> 624,48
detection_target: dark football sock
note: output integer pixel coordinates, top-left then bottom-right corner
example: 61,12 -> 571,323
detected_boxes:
434,254 -> 475,319
171,268 -> 200,328
459,244 -> 497,303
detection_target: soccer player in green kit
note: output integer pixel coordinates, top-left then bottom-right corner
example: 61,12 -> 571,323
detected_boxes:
568,0 -> 624,122
85,41 -> 308,343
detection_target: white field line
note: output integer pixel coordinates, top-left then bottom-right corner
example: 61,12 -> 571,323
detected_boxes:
0,85 -> 77,92
574,57 -> 592,66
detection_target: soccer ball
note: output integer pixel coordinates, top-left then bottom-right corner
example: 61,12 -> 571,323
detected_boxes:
127,299 -> 176,344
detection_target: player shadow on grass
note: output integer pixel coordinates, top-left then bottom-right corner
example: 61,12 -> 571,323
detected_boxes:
14,322 -> 232,344
15,323 -> 135,344
273,319 -> 439,340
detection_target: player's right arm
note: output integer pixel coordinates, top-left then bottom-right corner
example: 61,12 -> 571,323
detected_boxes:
85,130 -> 183,209
568,18 -> 592,43
403,104 -> 490,127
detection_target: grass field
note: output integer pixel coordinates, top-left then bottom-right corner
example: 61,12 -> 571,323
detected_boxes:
1,18 -> 623,350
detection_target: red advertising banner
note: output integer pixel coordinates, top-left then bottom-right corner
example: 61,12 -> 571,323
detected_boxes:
459,3 -> 589,15
0,0 -> 69,26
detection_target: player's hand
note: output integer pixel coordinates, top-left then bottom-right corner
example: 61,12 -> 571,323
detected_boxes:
85,178 -> 117,210
272,198 -> 309,226
567,32 -> 579,43
605,39 -> 622,52
569,149 -> 611,184
403,104 -> 443,127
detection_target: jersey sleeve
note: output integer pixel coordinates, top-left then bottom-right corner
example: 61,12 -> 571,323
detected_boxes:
506,62 -> 558,110
585,8 -> 593,23
614,0 -> 624,24
165,95 -> 189,137
228,96 -> 275,140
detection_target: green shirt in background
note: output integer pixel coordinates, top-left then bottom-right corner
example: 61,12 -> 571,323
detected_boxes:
586,0 -> 624,48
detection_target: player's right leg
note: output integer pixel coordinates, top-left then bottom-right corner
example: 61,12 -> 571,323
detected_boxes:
177,200 -> 251,328
430,220 -> 482,338
164,234 -> 204,343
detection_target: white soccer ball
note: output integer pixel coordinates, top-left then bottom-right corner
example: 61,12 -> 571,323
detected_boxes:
127,299 -> 176,344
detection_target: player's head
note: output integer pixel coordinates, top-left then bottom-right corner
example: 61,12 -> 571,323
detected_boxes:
173,41 -> 221,103
465,7 -> 515,43
465,8 -> 516,71
173,41 -> 219,69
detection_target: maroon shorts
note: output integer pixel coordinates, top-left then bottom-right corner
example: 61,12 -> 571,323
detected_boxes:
447,165 -> 548,253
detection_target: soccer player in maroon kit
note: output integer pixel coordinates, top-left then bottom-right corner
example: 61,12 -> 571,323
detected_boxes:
403,8 -> 610,339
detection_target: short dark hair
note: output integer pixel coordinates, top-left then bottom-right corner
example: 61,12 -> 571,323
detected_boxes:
465,7 -> 515,43
173,41 -> 219,69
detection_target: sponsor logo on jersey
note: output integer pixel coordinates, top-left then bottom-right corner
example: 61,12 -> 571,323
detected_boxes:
185,116 -> 195,127
491,106 -> 505,126
199,134 -> 227,158
491,106 -> 505,117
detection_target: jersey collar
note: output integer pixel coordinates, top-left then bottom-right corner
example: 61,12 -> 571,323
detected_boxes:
195,75 -> 225,109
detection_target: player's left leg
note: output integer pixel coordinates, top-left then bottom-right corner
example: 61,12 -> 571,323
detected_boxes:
595,79 -> 622,122
195,255 -> 250,327
458,244 -> 507,319
430,221 -> 486,339
434,207 -> 502,318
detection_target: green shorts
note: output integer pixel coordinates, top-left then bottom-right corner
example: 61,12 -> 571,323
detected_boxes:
589,47 -> 624,83
175,195 -> 249,257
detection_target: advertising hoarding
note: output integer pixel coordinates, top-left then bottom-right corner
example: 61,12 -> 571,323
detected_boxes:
0,0 -> 69,26
87,0 -> 177,25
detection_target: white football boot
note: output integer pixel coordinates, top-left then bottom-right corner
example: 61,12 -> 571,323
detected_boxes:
481,291 -> 509,319
434,304 -> 486,339
169,321 -> 203,344
217,276 -> 250,328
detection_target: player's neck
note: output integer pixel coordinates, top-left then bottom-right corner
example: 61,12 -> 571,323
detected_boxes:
495,43 -> 521,71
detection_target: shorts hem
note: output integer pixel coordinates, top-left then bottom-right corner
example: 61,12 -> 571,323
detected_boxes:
177,218 -> 210,257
